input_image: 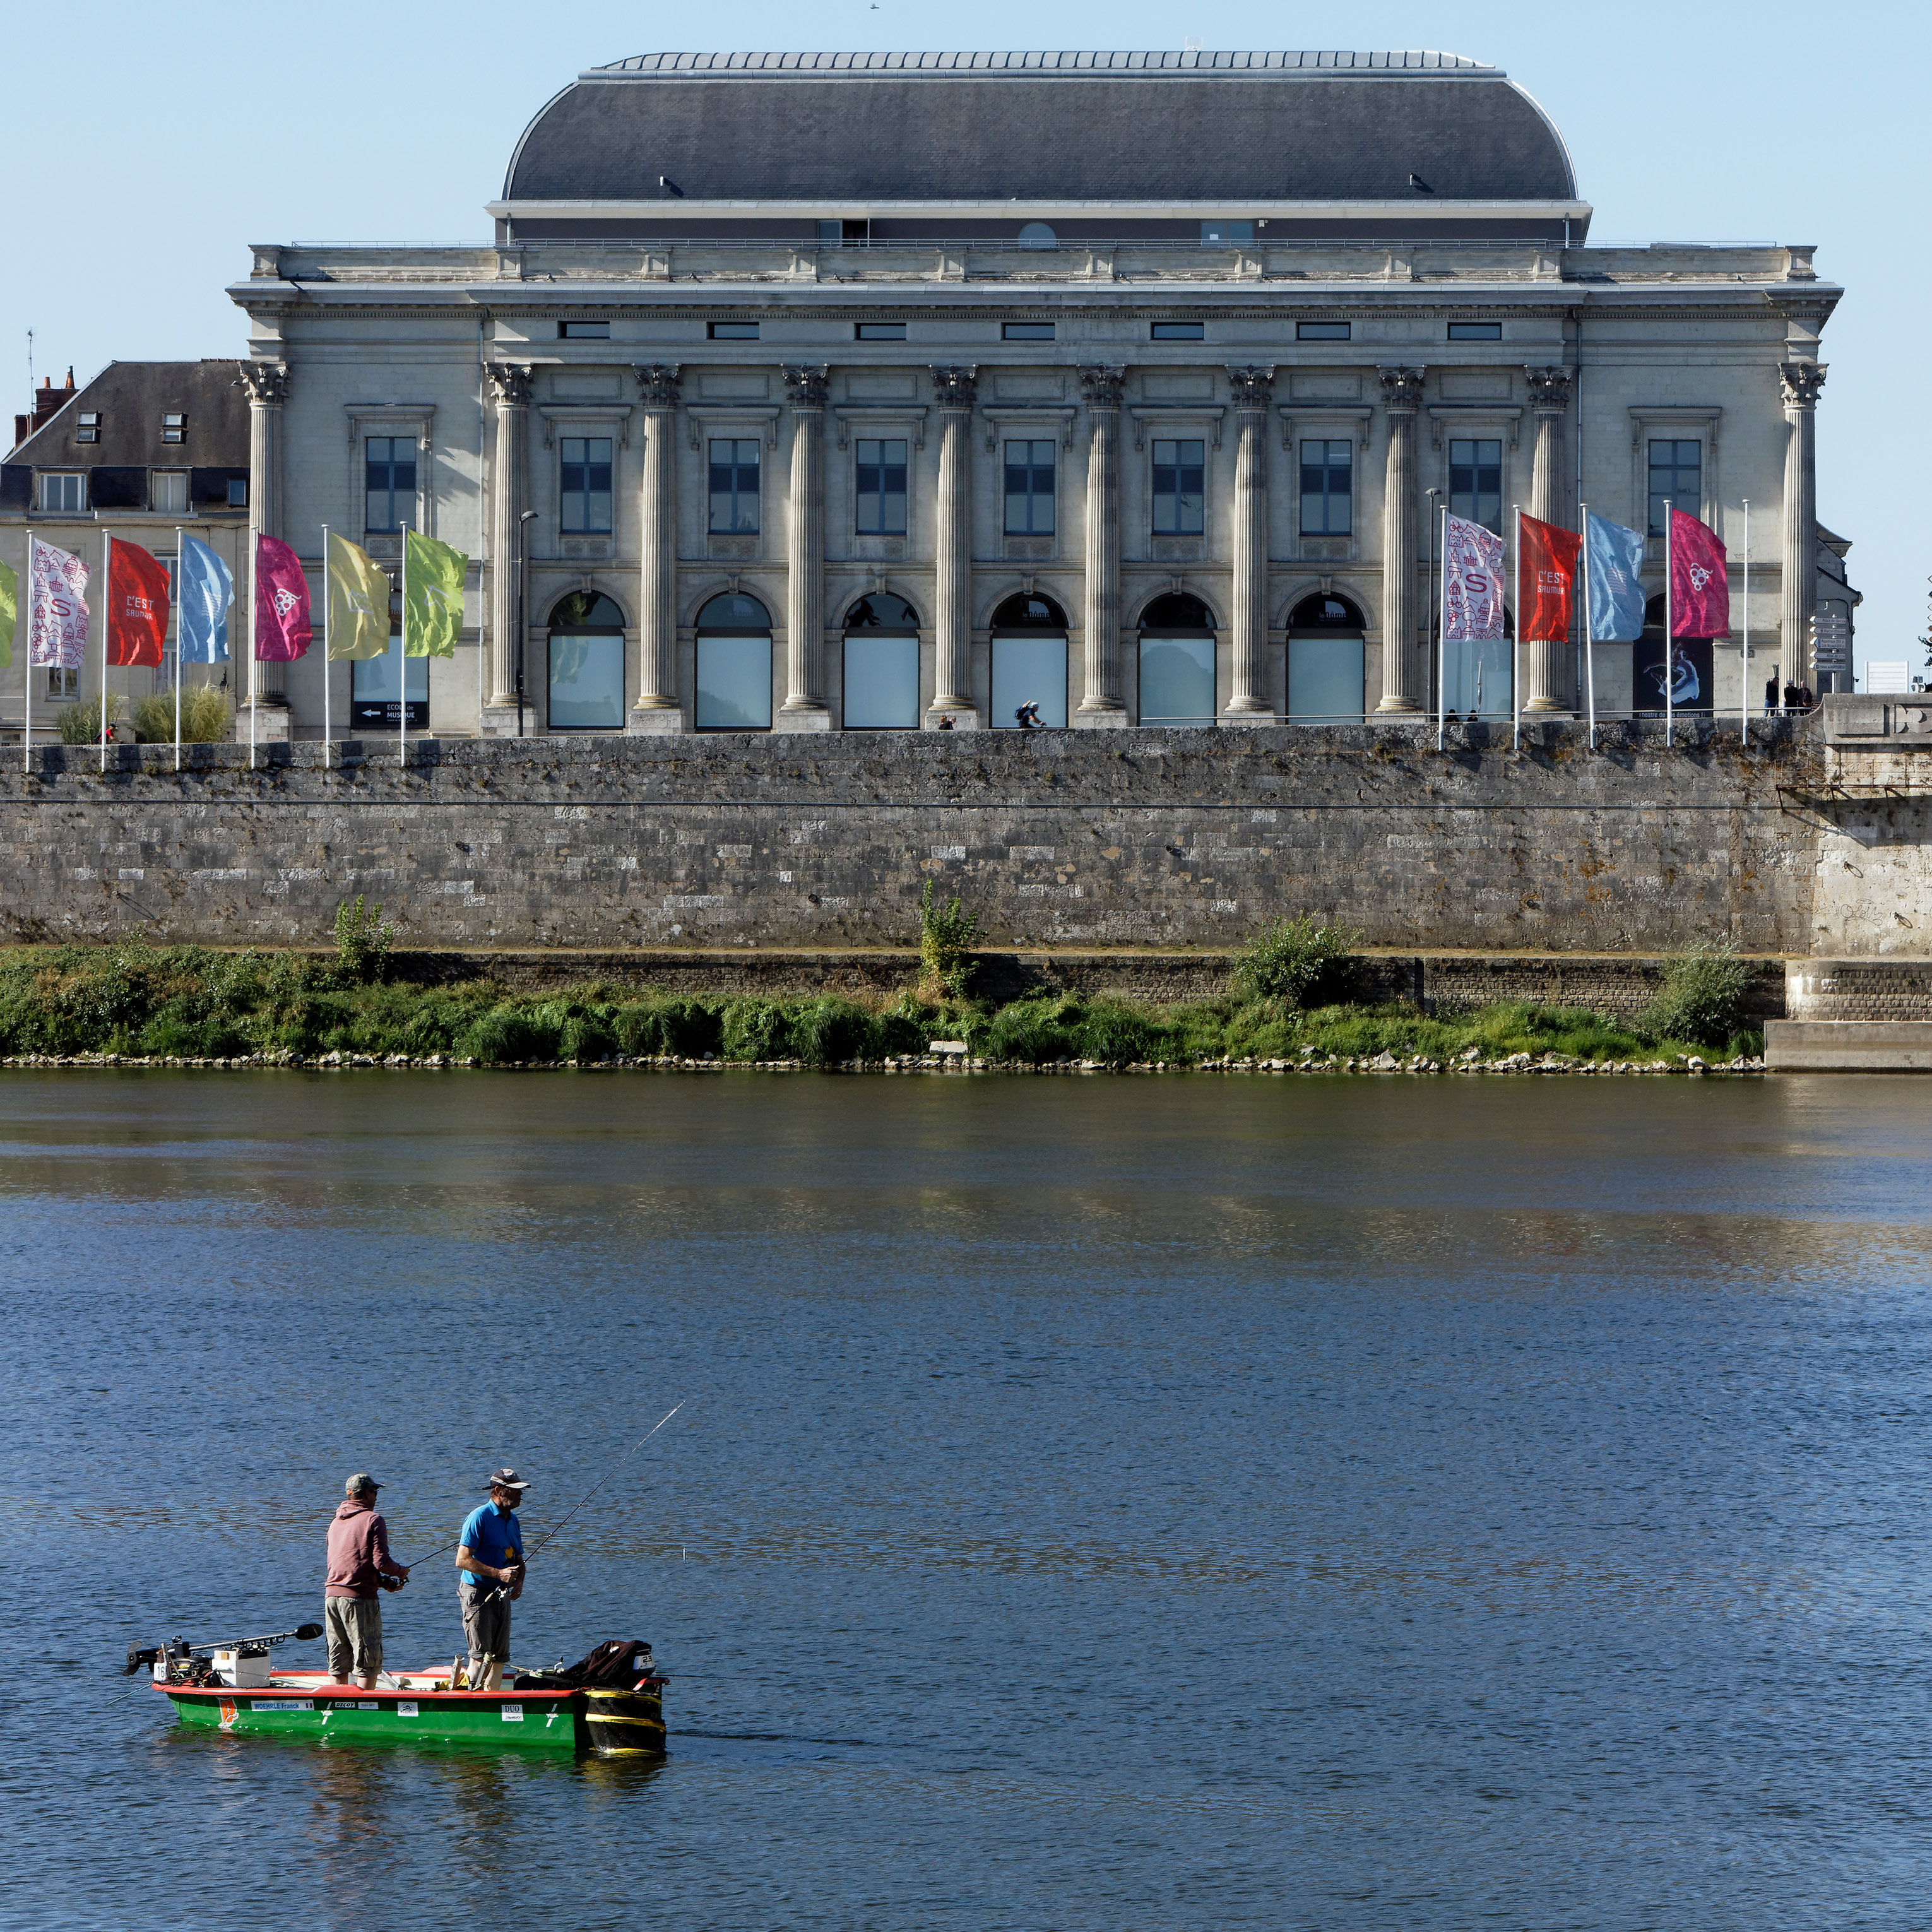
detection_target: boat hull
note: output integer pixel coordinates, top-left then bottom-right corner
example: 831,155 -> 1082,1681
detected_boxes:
157,1678 -> 665,1755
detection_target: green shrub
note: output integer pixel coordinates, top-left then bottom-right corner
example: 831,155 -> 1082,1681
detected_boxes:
790,995 -> 880,1065
984,998 -> 1079,1065
1642,940 -> 1751,1049
57,694 -> 126,745
1234,914 -> 1360,1009
458,1005 -> 559,1065
616,998 -> 721,1059
333,896 -> 393,983
720,999 -> 791,1062
918,878 -> 980,1000
131,685 -> 231,745
1078,1004 -> 1161,1068
559,1011 -> 617,1062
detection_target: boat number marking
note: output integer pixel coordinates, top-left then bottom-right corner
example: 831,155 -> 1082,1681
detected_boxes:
254,1698 -> 313,1711
218,1700 -> 238,1730
397,1701 -> 418,1717
502,1703 -> 524,1722
545,1705 -> 559,1728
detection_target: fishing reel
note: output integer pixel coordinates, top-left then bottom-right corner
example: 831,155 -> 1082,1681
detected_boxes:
125,1622 -> 324,1678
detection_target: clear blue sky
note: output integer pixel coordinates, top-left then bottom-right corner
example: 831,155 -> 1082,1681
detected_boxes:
9,1 -> 1921,676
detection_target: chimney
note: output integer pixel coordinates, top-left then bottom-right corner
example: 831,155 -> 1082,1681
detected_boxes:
26,370 -> 74,439
11,414 -> 25,450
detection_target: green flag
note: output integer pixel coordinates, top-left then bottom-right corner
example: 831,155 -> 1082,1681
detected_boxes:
327,532 -> 392,661
0,558 -> 15,668
403,528 -> 467,659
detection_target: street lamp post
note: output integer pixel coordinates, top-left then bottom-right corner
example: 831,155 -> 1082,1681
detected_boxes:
516,508 -> 537,738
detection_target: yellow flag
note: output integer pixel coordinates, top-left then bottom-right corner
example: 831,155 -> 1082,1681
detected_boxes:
0,558 -> 15,668
327,532 -> 392,661
403,528 -> 468,659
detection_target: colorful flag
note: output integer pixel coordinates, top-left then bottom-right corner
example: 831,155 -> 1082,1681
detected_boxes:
0,559 -> 15,668
1668,507 -> 1730,637
179,537 -> 234,663
402,528 -> 467,659
1519,514 -> 1582,643
254,535 -> 312,661
1443,514 -> 1506,642
107,539 -> 170,667
1585,513 -> 1647,642
28,539 -> 90,668
326,531 -> 391,661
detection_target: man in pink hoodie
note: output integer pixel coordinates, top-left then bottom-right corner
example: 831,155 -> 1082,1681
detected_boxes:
324,1473 -> 410,1688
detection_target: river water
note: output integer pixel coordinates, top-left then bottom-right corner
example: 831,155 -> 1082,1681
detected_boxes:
6,1070 -> 1932,1931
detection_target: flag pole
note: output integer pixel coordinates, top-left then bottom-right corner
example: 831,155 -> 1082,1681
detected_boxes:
174,526 -> 184,773
249,533 -> 258,772
23,535 -> 33,775
100,531 -> 111,773
1511,504 -> 1522,753
1663,498 -> 1674,750
397,535 -> 406,771
1740,499 -> 1750,744
1436,501 -> 1447,753
321,526 -> 331,769
1582,505 -> 1597,752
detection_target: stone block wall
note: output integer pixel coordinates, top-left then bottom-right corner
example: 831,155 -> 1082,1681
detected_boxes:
0,719 -> 1821,956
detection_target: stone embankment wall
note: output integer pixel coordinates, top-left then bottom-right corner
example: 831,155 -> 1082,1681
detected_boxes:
0,720 -> 1822,956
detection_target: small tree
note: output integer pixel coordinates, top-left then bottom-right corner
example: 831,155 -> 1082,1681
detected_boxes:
1235,913 -> 1360,1009
333,894 -> 393,982
918,877 -> 980,1002
1643,939 -> 1751,1048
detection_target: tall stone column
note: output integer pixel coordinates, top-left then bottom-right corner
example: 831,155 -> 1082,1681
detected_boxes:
239,362 -> 290,730
1375,367 -> 1426,713
1076,366 -> 1126,725
1223,365 -> 1276,722
629,364 -> 682,733
1524,366 -> 1573,712
778,365 -> 831,729
928,365 -> 979,727
482,362 -> 533,735
1780,360 -> 1827,694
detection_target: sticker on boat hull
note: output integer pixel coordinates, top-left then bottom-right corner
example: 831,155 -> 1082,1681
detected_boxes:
252,1698 -> 314,1711
218,1700 -> 238,1731
397,1701 -> 418,1717
502,1704 -> 523,1722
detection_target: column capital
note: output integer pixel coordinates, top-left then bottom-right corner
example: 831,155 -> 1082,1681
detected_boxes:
1079,365 -> 1126,408
1226,365 -> 1276,409
238,361 -> 288,406
1779,359 -> 1827,410
783,364 -> 830,409
1377,366 -> 1426,412
1525,365 -> 1573,413
632,362 -> 682,408
485,362 -> 535,408
930,364 -> 979,409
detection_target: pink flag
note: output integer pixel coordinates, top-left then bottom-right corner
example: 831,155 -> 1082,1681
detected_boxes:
1443,513 -> 1506,642
28,538 -> 90,668
253,535 -> 312,661
1668,507 -> 1729,638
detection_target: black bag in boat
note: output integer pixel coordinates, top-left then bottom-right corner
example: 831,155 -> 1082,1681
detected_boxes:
515,1639 -> 654,1691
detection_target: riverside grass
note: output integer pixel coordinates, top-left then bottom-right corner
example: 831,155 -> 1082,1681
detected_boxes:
0,942 -> 1760,1070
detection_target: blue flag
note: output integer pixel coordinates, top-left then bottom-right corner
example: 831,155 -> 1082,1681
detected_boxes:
178,536 -> 234,662
1585,513 -> 1648,643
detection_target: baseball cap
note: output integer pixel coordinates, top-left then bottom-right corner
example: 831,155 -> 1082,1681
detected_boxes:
489,1467 -> 532,1491
345,1473 -> 381,1496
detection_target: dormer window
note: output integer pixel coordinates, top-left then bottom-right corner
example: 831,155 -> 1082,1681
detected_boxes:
162,412 -> 186,444
76,413 -> 100,444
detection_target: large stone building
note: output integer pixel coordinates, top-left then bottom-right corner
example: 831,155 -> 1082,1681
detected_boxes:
223,49 -> 1847,742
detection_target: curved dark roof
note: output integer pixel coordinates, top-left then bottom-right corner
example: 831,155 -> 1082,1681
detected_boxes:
501,52 -> 1579,205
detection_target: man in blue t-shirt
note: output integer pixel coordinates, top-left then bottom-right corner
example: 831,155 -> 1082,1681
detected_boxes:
456,1467 -> 531,1691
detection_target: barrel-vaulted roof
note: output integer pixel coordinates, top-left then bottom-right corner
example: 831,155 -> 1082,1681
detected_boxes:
498,50 -> 1581,212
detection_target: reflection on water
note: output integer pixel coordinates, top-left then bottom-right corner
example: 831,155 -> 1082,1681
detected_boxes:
9,1071 -> 1932,1931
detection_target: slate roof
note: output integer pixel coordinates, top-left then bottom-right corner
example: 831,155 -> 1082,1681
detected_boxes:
501,51 -> 1579,206
10,362 -> 247,469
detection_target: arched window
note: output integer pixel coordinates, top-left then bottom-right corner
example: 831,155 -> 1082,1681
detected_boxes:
1634,591 -> 1713,716
843,593 -> 921,729
1017,222 -> 1057,250
1138,593 -> 1216,726
547,591 -> 627,731
1286,591 -> 1367,724
1433,588 -> 1514,720
695,591 -> 773,731
990,593 -> 1069,728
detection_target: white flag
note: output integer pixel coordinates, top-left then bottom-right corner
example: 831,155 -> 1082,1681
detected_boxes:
28,538 -> 91,669
1443,514 -> 1505,644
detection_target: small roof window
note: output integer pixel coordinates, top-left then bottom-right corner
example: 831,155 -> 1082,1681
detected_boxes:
76,412 -> 100,444
161,412 -> 186,443
560,320 -> 610,339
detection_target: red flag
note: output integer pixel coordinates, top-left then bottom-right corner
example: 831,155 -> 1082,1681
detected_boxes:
1518,513 -> 1581,643
1668,507 -> 1729,638
253,534 -> 312,661
107,539 -> 169,667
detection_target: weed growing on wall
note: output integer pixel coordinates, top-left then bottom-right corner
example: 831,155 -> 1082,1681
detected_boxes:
918,879 -> 980,1001
333,897 -> 393,983
1234,915 -> 1361,1009
1642,940 -> 1751,1048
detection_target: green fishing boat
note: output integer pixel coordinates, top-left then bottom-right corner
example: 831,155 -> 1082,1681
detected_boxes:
129,1627 -> 666,1756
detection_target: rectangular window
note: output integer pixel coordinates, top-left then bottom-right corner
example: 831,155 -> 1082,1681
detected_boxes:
559,321 -> 610,339
992,635 -> 1067,728
1297,321 -> 1350,341
855,322 -> 906,341
227,477 -> 248,509
708,438 -> 760,534
1200,220 -> 1253,244
1138,636 -> 1215,725
1002,322 -> 1054,341
559,437 -> 613,535
1449,438 -> 1503,535
695,634 -> 773,730
47,667 -> 78,699
162,413 -> 186,444
1004,439 -> 1055,535
364,436 -> 417,535
39,473 -> 85,513
1647,439 -> 1702,537
1151,322 -> 1204,341
75,413 -> 100,444
1151,439 -> 1204,535
151,470 -> 189,514
1288,636 -> 1365,723
855,438 -> 908,536
843,636 -> 920,728
350,644 -> 429,729
1448,322 -> 1503,341
709,321 -> 758,340
548,634 -> 625,728
1299,440 -> 1353,536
